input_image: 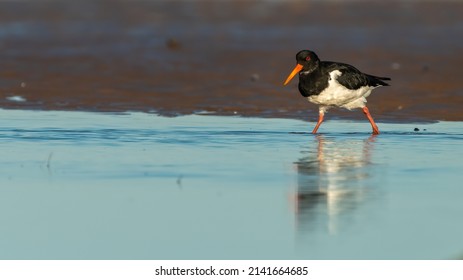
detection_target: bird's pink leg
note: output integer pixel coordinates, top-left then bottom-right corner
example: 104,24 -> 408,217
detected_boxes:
362,106 -> 380,135
312,112 -> 324,134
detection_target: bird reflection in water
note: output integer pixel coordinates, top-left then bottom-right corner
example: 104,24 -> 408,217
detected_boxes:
293,135 -> 377,235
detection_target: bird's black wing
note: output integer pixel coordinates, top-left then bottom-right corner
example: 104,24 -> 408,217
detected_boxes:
322,61 -> 390,90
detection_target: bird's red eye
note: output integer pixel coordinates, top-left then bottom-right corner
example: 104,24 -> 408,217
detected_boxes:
305,56 -> 311,61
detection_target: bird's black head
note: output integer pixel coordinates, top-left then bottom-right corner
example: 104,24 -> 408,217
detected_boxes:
284,50 -> 320,85
296,50 -> 320,68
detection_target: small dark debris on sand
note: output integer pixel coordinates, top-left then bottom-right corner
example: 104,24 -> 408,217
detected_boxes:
166,38 -> 182,50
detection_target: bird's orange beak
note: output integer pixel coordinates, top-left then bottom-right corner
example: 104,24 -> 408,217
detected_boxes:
283,63 -> 303,86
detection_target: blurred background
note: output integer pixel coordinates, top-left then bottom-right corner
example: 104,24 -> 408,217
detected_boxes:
1,0 -> 462,122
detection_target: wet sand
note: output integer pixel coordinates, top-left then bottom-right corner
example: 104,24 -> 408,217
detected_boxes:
1,109 -> 463,259
1,1 -> 463,122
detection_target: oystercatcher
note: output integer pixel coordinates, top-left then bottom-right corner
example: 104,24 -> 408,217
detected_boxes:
284,50 -> 390,134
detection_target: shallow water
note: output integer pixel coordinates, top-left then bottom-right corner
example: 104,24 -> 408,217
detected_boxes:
0,109 -> 462,259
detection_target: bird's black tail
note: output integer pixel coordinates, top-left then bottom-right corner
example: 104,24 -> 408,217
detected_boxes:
368,75 -> 391,87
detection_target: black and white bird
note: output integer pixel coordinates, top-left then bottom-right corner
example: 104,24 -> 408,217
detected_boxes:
284,50 -> 390,134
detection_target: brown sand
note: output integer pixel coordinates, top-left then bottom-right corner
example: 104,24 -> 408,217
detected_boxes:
1,1 -> 462,122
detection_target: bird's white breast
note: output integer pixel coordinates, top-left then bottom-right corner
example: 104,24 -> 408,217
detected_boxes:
307,70 -> 373,111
